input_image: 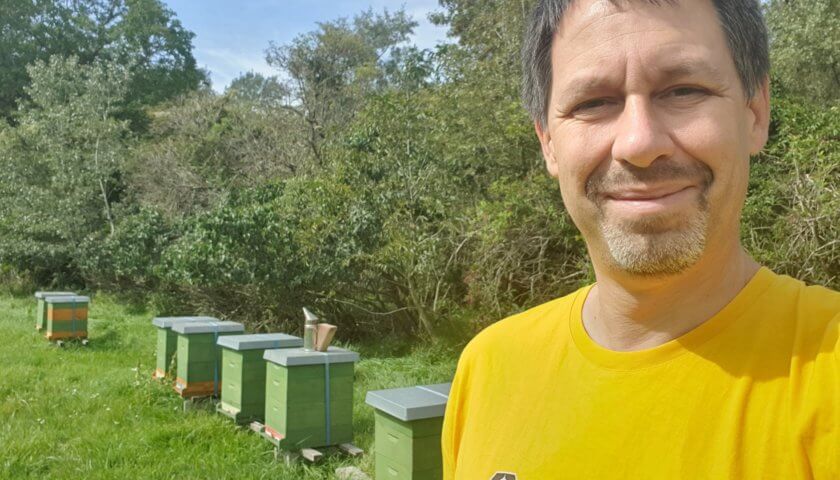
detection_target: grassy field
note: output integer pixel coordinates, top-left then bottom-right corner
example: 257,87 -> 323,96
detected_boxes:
0,294 -> 460,479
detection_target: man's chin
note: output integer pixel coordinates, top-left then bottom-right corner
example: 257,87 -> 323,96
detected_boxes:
600,225 -> 708,277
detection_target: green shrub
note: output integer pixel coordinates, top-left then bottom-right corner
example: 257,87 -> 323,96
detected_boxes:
78,207 -> 173,290
743,95 -> 839,288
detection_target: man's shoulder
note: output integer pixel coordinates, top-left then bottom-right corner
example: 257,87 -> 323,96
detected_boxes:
793,276 -> 840,316
459,285 -> 590,363
765,269 -> 840,357
769,269 -> 840,324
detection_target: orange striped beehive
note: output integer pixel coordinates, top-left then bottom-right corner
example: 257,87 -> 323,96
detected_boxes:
43,295 -> 90,342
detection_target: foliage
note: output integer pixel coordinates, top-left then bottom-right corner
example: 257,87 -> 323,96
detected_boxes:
264,8 -> 419,162
744,95 -> 840,287
0,56 -> 132,286
765,0 -> 840,103
0,0 -> 206,124
0,2 -> 837,342
151,178 -> 379,333
225,71 -> 289,109
77,207 -> 173,290
464,175 -> 590,318
129,91 -> 310,219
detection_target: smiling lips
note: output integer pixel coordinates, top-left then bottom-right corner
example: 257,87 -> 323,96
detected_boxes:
604,185 -> 698,214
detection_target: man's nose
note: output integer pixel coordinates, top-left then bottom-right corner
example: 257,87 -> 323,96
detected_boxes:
611,96 -> 675,168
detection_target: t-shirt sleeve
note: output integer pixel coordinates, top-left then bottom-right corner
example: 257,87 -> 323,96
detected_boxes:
442,340 -> 477,480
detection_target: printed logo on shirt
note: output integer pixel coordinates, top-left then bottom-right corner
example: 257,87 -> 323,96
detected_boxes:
490,472 -> 517,480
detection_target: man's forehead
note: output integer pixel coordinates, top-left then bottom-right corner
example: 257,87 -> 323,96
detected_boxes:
554,0 -> 704,46
548,0 -> 729,87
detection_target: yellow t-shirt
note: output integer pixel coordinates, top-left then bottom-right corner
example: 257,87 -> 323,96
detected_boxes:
442,267 -> 839,479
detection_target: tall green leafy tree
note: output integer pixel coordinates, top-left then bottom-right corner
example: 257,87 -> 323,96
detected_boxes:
0,56 -> 131,284
264,8 -> 418,163
0,0 -> 205,123
766,0 -> 840,103
129,91 -> 311,219
226,72 -> 289,109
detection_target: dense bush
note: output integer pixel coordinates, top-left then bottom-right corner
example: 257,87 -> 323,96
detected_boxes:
743,94 -> 839,287
77,207 -> 173,290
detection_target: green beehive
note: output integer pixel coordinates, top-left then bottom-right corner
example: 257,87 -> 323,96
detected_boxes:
216,333 -> 303,424
43,295 -> 90,342
262,347 -> 359,450
151,316 -> 218,379
365,383 -> 451,480
171,320 -> 245,398
34,291 -> 75,331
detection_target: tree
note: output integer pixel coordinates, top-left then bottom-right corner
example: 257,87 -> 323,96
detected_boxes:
129,91 -> 310,219
0,56 -> 131,284
766,0 -> 840,103
264,8 -> 418,163
226,72 -> 289,109
0,0 -> 205,123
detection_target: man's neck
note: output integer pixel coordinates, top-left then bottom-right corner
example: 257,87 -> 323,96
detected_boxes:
581,245 -> 760,352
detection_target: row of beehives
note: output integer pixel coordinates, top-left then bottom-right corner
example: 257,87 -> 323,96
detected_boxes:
152,315 -> 451,480
34,291 -> 90,345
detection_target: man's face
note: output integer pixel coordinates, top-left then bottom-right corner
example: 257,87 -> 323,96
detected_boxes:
536,0 -> 769,276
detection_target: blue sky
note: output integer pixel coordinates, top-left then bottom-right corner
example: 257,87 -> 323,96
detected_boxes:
163,0 -> 451,92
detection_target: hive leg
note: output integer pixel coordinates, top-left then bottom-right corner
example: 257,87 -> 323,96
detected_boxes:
300,448 -> 323,463
338,443 -> 364,457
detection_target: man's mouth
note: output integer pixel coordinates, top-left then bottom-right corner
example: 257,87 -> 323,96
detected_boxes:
603,185 -> 698,213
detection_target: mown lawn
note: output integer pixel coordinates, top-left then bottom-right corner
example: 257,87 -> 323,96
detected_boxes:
0,294 -> 459,479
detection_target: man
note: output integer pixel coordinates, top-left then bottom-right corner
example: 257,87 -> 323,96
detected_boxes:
441,0 -> 839,479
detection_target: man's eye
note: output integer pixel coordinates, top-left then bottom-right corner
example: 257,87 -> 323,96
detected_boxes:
572,98 -> 611,113
667,87 -> 706,97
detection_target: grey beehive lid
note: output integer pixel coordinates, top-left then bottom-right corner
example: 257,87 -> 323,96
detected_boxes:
151,316 -> 219,329
217,333 -> 302,351
171,321 -> 244,334
365,383 -> 451,421
34,291 -> 75,299
263,346 -> 359,366
44,295 -> 90,304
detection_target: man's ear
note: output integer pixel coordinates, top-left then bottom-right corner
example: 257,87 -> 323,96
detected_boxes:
535,120 -> 560,178
748,77 -> 771,156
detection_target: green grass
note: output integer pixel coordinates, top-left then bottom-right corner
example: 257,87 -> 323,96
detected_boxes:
0,294 -> 458,479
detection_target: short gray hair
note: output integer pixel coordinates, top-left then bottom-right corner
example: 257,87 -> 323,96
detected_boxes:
521,0 -> 769,128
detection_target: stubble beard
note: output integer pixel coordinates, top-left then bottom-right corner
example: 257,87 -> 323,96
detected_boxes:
586,161 -> 714,277
599,198 -> 709,276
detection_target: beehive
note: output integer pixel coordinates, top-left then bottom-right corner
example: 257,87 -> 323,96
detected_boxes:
171,320 -> 245,398
34,291 -> 75,331
216,333 -> 303,424
262,347 -> 359,450
365,383 -> 451,480
43,295 -> 90,342
151,316 -> 218,379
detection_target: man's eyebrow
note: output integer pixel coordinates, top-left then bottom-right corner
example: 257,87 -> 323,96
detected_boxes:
556,75 -> 618,103
655,59 -> 725,83
556,59 -> 726,103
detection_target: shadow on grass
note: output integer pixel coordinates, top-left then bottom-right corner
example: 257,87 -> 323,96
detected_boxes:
85,327 -> 121,351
